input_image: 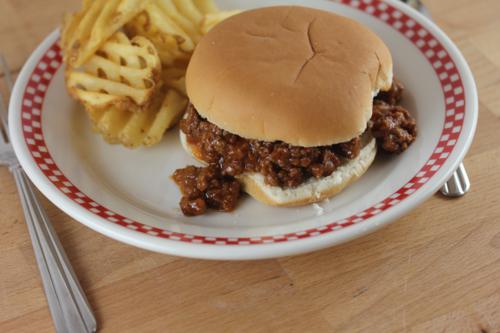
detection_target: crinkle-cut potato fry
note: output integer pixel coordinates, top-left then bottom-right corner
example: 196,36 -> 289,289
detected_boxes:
123,0 -> 222,64
66,32 -> 161,112
172,0 -> 204,27
192,0 -> 219,14
124,13 -> 191,66
165,76 -> 186,96
61,0 -> 92,51
86,89 -> 187,148
201,10 -> 242,35
87,106 -> 131,144
162,67 -> 187,96
143,89 -> 188,146
144,2 -> 195,52
155,0 -> 202,43
62,0 -> 236,148
62,0 -> 150,67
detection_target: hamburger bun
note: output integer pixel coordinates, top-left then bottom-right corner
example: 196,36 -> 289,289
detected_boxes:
186,6 -> 393,147
180,132 -> 377,207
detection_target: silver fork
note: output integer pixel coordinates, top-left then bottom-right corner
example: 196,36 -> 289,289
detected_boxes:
402,0 -> 471,197
0,55 -> 97,333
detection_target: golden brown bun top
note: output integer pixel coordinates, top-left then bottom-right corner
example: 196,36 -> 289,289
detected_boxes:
186,6 -> 393,146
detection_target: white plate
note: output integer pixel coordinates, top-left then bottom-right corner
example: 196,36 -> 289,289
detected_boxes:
9,0 -> 477,260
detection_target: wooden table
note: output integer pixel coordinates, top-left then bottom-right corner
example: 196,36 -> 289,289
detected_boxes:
1,1 -> 500,332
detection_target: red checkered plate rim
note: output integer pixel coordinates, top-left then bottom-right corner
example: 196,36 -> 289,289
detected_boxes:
9,0 -> 477,259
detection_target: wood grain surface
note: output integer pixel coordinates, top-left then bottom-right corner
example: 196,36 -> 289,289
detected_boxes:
1,1 -> 500,332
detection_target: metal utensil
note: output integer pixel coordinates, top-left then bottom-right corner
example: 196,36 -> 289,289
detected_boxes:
400,0 -> 471,197
0,54 -> 97,333
440,163 -> 471,197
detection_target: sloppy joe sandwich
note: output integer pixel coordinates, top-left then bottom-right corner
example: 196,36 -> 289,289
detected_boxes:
172,6 -> 417,216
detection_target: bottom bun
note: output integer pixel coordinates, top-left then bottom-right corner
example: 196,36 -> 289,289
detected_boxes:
180,132 -> 377,207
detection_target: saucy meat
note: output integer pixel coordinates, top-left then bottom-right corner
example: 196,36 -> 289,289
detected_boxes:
370,100 -> 417,154
376,77 -> 404,105
371,78 -> 417,154
172,165 -> 241,216
173,79 -> 417,216
181,105 -> 361,188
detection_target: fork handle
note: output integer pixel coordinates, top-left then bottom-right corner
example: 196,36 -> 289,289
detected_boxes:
440,162 -> 470,197
10,165 -> 97,333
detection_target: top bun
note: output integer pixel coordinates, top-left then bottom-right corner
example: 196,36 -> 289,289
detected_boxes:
186,6 -> 393,146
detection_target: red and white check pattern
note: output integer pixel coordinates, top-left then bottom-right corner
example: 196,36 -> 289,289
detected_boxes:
20,0 -> 466,245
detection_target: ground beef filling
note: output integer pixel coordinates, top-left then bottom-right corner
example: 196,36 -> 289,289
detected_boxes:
371,101 -> 417,153
180,106 -> 363,187
172,166 -> 241,216
174,108 -> 362,215
371,79 -> 417,153
173,79 -> 417,216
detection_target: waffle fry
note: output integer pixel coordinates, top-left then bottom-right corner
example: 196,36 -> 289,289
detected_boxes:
172,0 -> 204,27
162,67 -> 187,96
143,2 -> 196,52
62,0 -> 239,148
143,89 -> 188,146
87,89 -> 187,148
61,0 -> 92,53
201,10 -> 241,35
193,0 -> 219,14
124,12 -> 191,66
156,0 -> 202,43
125,0 -> 219,59
61,0 -> 149,67
66,32 -> 161,112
